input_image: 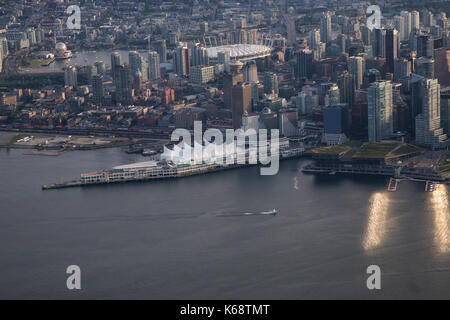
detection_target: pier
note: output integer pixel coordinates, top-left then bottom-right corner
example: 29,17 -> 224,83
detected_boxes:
387,178 -> 399,192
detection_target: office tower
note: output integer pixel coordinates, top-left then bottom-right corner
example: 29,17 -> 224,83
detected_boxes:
320,12 -> 332,43
92,74 -> 104,105
64,66 -> 77,88
86,65 -> 97,85
190,65 -> 214,84
434,48 -> 450,87
155,40 -> 167,63
441,88 -> 450,135
363,69 -> 381,88
309,28 -> 321,49
148,51 -> 161,81
296,49 -> 313,80
415,79 -> 447,147
400,11 -> 412,40
200,22 -> 208,34
411,11 -> 420,32
411,73 -> 425,135
323,104 -> 349,145
95,61 -> 106,76
232,82 -> 252,129
385,29 -> 398,74
174,45 -> 190,77
110,52 -> 121,82
417,35 -> 434,58
348,56 -> 364,90
360,25 -> 371,46
394,58 -> 411,82
278,109 -> 299,137
129,51 -> 148,82
263,72 -> 279,95
372,28 -> 386,58
337,71 -> 355,108
368,81 -> 393,142
415,57 -> 435,79
243,60 -> 258,83
223,72 -> 243,108
115,64 -> 132,104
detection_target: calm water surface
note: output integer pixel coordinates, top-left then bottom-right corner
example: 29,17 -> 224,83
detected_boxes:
0,148 -> 449,299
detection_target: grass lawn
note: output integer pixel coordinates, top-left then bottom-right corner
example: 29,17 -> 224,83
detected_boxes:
352,142 -> 399,159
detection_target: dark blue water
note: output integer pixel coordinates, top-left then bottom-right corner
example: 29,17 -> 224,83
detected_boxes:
0,148 -> 449,299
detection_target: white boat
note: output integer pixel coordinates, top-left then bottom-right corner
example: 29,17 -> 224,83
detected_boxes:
260,209 -> 277,215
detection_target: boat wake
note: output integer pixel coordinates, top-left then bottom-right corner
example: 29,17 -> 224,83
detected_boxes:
217,209 -> 277,217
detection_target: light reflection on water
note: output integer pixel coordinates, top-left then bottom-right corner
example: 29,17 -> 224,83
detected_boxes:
363,192 -> 390,251
430,184 -> 450,254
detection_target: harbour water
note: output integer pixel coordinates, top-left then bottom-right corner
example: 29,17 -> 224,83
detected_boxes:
0,147 -> 449,299
43,49 -> 143,72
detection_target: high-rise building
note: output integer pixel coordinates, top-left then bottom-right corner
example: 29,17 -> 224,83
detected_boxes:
200,22 -> 208,34
190,65 -> 214,84
232,82 -> 252,129
337,34 -> 347,54
190,44 -> 209,66
95,61 -> 106,76
263,72 -> 279,95
417,35 -> 434,58
368,81 -> 393,142
64,66 -> 77,88
394,15 -> 406,42
400,11 -> 412,40
148,51 -> 161,81
434,48 -> 450,87
415,57 -> 435,79
441,88 -> 450,135
218,51 -> 230,72
296,49 -> 313,80
92,74 -> 104,105
363,69 -> 382,89
323,104 -> 349,145
129,51 -> 148,82
348,56 -> 364,90
394,58 -> 411,82
337,71 -> 355,108
385,29 -> 398,74
223,72 -> 244,108
110,52 -> 121,82
278,108 -> 299,137
415,78 -> 447,148
115,64 -> 132,104
243,60 -> 258,83
372,28 -> 386,58
154,40 -> 167,63
309,29 -> 321,49
411,11 -> 420,32
174,45 -> 190,77
320,12 -> 332,43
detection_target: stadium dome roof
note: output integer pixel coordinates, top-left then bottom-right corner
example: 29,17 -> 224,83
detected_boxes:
206,44 -> 272,60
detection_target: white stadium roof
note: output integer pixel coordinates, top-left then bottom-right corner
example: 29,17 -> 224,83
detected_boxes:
206,44 -> 272,59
